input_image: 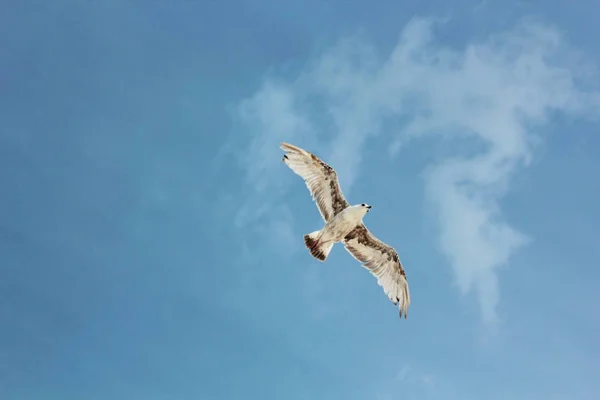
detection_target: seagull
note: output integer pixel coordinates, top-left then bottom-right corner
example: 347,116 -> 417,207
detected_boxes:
280,142 -> 410,318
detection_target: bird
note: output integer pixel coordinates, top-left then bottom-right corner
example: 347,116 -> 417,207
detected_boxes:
280,142 -> 410,318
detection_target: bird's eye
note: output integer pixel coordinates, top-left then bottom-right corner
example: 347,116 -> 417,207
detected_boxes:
361,203 -> 365,206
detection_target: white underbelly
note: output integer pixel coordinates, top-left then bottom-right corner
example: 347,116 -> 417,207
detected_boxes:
322,210 -> 361,242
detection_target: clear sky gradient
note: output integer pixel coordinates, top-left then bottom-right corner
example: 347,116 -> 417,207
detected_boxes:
1,1 -> 599,399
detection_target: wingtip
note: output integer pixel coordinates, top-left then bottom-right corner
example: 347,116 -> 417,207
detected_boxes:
280,142 -> 305,154
397,301 -> 409,319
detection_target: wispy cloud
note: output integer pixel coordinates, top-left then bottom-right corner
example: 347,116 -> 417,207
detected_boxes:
230,17 -> 599,324
220,80 -> 333,319
376,364 -> 436,400
231,81 -> 312,254
394,364 -> 434,387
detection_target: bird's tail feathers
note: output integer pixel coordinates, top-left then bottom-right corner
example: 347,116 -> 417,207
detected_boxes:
304,230 -> 334,262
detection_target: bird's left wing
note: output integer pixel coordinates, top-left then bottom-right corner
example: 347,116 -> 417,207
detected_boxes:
343,224 -> 411,318
280,142 -> 350,222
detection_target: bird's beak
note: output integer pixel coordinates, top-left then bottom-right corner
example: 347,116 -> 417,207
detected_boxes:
367,205 -> 372,209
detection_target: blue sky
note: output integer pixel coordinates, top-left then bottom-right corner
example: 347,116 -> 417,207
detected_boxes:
1,1 -> 599,399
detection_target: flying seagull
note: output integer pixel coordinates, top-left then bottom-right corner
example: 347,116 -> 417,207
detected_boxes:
280,142 -> 410,318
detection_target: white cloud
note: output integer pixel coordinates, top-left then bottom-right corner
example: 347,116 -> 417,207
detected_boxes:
375,364 -> 436,400
231,17 -> 599,323
231,81 -> 312,253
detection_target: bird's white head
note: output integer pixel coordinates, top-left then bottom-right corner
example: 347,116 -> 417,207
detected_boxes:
357,203 -> 372,215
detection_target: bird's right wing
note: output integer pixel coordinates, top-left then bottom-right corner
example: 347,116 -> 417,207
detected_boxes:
343,224 -> 411,318
280,142 -> 350,222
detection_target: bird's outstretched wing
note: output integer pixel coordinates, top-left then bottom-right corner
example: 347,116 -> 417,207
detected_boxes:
343,224 -> 410,318
280,142 -> 350,222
